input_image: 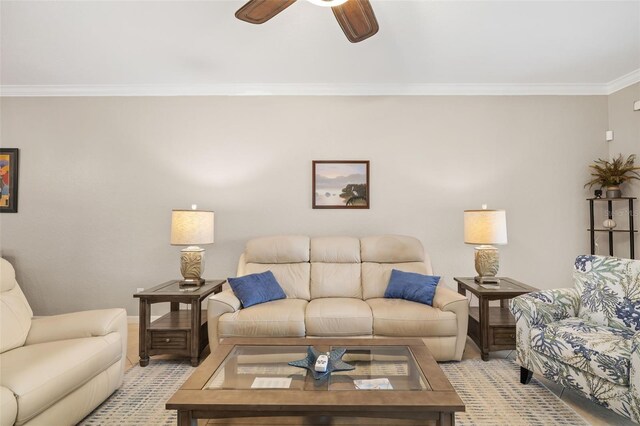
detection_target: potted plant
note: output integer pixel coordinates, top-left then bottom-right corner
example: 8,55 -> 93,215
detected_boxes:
585,154 -> 640,198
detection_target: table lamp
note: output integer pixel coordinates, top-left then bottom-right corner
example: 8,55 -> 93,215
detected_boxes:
464,205 -> 508,284
171,205 -> 214,286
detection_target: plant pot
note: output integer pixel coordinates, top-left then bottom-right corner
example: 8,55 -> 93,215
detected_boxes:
606,186 -> 622,198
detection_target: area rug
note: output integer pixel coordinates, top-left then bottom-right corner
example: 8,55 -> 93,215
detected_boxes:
80,358 -> 587,425
440,359 -> 587,425
79,361 -> 194,426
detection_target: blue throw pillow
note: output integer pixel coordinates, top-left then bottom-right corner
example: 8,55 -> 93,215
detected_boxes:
384,269 -> 440,306
227,271 -> 286,308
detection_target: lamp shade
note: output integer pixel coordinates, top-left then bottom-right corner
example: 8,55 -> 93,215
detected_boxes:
464,209 -> 508,245
170,210 -> 214,246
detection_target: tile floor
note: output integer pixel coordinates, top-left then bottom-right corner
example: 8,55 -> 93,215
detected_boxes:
126,323 -> 634,425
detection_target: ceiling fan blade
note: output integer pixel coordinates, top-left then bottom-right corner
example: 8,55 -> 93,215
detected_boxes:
236,0 -> 297,24
332,0 -> 379,43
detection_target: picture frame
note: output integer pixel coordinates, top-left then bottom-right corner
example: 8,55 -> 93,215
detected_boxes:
0,148 -> 19,213
312,160 -> 370,209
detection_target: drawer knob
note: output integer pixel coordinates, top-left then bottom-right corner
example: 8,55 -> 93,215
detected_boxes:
165,338 -> 171,343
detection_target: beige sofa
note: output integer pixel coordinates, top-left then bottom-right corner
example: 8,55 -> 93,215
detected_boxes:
0,258 -> 127,426
207,235 -> 469,361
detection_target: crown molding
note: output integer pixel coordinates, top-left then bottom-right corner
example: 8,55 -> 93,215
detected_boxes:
606,68 -> 640,95
1,74 -> 638,97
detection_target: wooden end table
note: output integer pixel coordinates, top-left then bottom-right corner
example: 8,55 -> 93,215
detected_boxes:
454,277 -> 538,361
134,280 -> 224,367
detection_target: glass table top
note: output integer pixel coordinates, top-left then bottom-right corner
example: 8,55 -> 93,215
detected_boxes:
204,345 -> 429,391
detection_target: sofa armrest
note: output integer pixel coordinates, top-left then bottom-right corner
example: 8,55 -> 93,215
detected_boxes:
0,386 -> 17,426
432,285 -> 469,361
25,308 -> 127,345
207,290 -> 241,352
433,285 -> 467,312
509,288 -> 578,370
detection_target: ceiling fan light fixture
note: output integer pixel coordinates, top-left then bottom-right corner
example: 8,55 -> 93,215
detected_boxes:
306,0 -> 349,7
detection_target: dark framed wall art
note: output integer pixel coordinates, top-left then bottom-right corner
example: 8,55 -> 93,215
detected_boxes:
0,148 -> 19,213
312,160 -> 370,209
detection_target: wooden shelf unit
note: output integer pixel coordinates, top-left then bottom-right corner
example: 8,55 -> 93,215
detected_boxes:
588,197 -> 636,259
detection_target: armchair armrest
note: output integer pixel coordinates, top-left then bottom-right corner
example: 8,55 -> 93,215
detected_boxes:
433,285 -> 469,361
24,308 -> 128,383
25,308 -> 127,345
207,290 -> 241,352
509,288 -> 579,370
509,288 -> 579,326
630,333 -> 640,396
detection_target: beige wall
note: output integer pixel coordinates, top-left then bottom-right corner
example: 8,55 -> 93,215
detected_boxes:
608,83 -> 640,257
609,83 -> 640,198
0,96 -> 609,315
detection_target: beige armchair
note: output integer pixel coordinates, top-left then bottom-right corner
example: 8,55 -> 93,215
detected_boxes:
0,258 -> 127,426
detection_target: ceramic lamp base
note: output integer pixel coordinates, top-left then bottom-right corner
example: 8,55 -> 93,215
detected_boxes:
474,276 -> 500,284
474,246 -> 500,284
179,246 -> 206,286
179,278 -> 205,287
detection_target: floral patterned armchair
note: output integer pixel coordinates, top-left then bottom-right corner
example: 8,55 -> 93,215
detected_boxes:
510,255 -> 640,423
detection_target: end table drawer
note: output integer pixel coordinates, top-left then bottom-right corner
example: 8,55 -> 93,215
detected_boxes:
491,327 -> 516,346
150,331 -> 188,350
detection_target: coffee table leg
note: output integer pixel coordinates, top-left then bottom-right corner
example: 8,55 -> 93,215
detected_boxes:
177,410 -> 196,426
438,412 -> 455,426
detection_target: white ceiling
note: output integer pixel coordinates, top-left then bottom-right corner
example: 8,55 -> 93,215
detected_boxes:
1,0 -> 639,95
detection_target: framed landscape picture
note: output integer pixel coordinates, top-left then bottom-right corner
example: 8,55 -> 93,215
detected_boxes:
312,160 -> 369,209
0,148 -> 19,213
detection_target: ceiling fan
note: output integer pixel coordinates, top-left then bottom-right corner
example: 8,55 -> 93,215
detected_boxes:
235,0 -> 379,43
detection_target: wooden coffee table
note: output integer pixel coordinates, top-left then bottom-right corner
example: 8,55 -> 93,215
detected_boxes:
166,337 -> 464,425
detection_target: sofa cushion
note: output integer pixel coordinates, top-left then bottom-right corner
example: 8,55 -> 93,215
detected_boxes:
310,237 -> 362,299
384,269 -> 440,306
228,271 -> 286,308
367,298 -> 458,337
360,235 -> 426,263
362,262 -> 430,300
531,317 -> 633,386
0,258 -> 34,353
218,299 -> 307,338
311,264 -> 362,299
0,334 -> 122,424
245,235 -> 310,264
244,263 -> 311,301
573,255 -> 640,331
305,298 -> 372,336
